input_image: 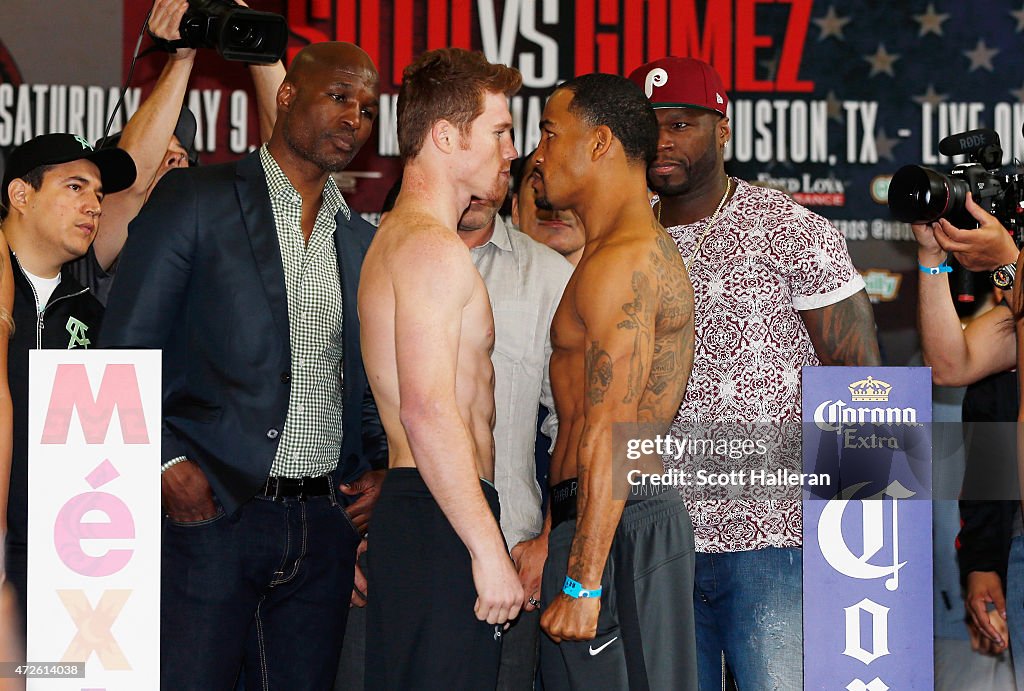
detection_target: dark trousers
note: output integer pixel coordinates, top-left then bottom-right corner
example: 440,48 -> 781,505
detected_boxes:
540,491 -> 697,691
161,488 -> 361,691
366,468 -> 503,690
497,607 -> 540,690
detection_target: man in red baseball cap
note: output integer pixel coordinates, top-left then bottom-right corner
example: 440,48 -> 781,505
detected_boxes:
628,56 -> 880,691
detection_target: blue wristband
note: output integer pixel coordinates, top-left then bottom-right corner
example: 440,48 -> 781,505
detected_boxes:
562,576 -> 602,599
919,260 -> 952,275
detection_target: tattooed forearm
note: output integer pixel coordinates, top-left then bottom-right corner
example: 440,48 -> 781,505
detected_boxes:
617,271 -> 654,403
803,290 -> 881,366
586,341 -> 613,405
567,525 -> 590,580
567,463 -> 600,582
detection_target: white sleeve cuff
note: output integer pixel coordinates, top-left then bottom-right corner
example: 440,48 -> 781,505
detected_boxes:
793,274 -> 866,311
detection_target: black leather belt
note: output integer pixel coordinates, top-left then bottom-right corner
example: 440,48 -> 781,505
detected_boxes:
262,474 -> 332,500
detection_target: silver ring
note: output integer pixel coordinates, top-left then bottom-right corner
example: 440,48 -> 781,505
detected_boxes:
528,597 -> 541,608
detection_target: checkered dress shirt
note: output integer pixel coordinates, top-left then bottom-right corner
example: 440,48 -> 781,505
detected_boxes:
260,145 -> 347,478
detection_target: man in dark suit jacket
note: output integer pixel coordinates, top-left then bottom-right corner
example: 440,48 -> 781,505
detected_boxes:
101,42 -> 386,690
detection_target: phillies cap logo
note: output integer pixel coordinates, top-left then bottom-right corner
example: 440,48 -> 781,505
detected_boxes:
644,68 -> 668,98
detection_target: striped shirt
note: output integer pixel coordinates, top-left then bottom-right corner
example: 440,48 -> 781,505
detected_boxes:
260,145 -> 348,478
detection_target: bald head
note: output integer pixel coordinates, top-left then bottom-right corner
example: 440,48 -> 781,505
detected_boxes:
286,42 -> 378,87
270,42 -> 381,176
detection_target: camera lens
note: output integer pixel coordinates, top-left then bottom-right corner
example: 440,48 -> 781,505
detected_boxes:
226,20 -> 263,50
888,165 -> 967,224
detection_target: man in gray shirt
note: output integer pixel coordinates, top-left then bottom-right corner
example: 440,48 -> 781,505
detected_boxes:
458,178 -> 573,689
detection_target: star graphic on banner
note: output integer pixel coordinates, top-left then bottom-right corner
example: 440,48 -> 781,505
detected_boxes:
813,6 -> 851,41
964,39 -> 999,71
913,84 -> 948,107
1011,81 -> 1024,102
826,91 -> 844,122
875,129 -> 900,162
864,44 -> 900,77
913,3 -> 949,36
1011,4 -> 1024,32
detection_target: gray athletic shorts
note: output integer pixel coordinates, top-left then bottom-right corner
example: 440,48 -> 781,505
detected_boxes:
540,486 -> 697,691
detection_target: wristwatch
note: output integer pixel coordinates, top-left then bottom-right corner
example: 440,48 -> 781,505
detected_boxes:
991,262 -> 1017,289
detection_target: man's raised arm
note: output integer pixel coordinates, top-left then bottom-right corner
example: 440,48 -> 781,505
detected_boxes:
94,0 -> 196,270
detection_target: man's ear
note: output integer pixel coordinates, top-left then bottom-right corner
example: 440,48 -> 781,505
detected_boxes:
6,179 -> 30,215
718,116 -> 731,149
591,125 -> 614,162
511,193 -> 521,226
277,80 -> 297,113
431,119 -> 456,154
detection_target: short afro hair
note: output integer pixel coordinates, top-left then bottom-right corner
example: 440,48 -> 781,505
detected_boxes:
557,73 -> 658,166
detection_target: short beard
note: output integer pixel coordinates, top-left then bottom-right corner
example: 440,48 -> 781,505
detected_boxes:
649,173 -> 695,199
648,136 -> 719,199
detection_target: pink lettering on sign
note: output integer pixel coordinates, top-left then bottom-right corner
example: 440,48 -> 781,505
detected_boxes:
54,461 -> 135,577
41,364 -> 149,444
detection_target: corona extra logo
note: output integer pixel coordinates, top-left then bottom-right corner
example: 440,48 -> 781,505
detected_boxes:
813,376 -> 914,434
849,376 -> 892,402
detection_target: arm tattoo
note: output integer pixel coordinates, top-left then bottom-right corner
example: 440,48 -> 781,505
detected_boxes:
586,340 -> 613,405
806,290 -> 881,366
567,463 -> 592,580
617,271 -> 654,403
647,343 -> 675,396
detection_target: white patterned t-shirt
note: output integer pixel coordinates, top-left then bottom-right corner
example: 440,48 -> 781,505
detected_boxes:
662,179 -> 865,553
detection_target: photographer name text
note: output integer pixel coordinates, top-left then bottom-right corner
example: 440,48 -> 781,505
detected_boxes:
627,468 -> 830,488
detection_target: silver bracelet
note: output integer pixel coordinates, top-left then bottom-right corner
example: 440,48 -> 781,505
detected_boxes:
161,456 -> 189,474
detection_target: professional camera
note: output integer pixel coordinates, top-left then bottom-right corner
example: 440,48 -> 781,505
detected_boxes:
888,128 -> 1024,243
177,0 -> 287,64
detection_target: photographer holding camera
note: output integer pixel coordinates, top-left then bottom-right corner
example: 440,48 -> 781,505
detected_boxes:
914,190 -> 1019,386
912,191 -> 1023,683
74,0 -> 286,303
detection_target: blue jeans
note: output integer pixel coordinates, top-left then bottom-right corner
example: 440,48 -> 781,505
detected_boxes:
161,488 -> 361,691
693,547 -> 802,691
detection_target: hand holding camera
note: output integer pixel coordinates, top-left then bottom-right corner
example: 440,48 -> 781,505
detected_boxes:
893,128 -> 1024,287
149,0 -> 287,64
149,0 -> 197,61
927,193 -> 1020,273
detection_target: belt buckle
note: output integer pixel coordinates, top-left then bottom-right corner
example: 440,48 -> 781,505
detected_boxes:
266,476 -> 283,501
296,477 -> 307,502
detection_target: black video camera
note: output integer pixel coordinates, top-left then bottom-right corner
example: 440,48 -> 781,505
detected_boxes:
176,0 -> 287,64
888,128 -> 1024,244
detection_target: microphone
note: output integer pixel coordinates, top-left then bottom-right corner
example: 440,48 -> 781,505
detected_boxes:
938,128 -> 1000,157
